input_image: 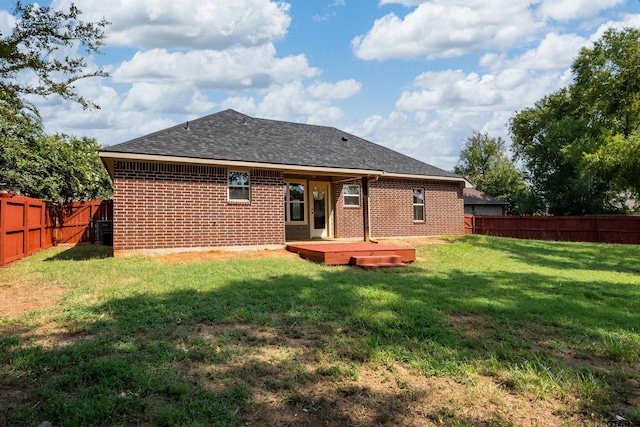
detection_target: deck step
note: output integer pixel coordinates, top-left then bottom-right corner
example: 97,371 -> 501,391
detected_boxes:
349,255 -> 403,266
350,255 -> 407,269
358,262 -> 408,270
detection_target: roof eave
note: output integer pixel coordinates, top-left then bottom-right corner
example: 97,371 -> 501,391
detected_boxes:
380,172 -> 466,185
99,151 -> 466,184
99,151 -> 382,178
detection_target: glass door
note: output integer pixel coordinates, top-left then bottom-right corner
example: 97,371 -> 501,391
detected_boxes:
310,182 -> 329,238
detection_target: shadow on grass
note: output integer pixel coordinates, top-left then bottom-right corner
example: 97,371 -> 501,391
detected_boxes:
44,244 -> 113,262
2,248 -> 639,426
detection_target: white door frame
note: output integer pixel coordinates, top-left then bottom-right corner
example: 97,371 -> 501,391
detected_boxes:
309,181 -> 330,239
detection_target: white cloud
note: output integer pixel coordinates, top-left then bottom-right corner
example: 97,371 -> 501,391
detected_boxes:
257,82 -> 345,123
380,0 -> 628,21
112,45 -> 319,89
0,9 -> 16,35
379,0 -> 427,5
397,67 -> 572,114
223,80 -> 363,124
399,70 -> 499,111
221,96 -> 259,115
186,91 -> 217,114
121,82 -> 197,114
256,82 -> 343,122
539,0 -> 625,21
480,32 -> 588,72
349,110 -> 479,170
307,79 -> 362,99
589,13 -> 640,41
511,32 -> 587,70
352,0 -> 542,60
52,0 -> 291,49
380,64 -> 576,170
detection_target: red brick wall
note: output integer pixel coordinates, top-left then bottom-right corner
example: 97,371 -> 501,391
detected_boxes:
370,178 -> 464,237
112,161 -> 284,251
333,180 -> 364,239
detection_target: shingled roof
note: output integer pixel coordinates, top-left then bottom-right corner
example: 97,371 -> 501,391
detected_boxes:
463,188 -> 509,205
100,109 -> 460,180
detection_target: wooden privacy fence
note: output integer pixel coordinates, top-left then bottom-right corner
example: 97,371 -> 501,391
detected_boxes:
51,199 -> 113,245
468,215 -> 640,245
0,195 -> 113,266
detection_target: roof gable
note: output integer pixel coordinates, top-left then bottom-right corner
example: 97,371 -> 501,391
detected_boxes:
100,109 -> 460,179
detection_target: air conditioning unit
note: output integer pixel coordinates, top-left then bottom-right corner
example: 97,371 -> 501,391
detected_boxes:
96,220 -> 113,245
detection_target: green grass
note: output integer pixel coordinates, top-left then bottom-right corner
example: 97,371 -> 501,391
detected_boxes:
1,236 -> 639,426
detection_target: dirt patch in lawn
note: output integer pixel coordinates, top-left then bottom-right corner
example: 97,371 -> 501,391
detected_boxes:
156,238 -> 449,265
377,236 -> 450,248
0,281 -> 66,318
185,322 -> 588,427
156,248 -> 299,264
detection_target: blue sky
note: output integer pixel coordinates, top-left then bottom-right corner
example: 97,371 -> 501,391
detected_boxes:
1,0 -> 639,171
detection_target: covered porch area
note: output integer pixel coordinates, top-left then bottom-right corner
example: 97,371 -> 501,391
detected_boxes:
284,172 -> 374,242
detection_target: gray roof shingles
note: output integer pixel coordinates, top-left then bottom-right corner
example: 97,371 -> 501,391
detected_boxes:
463,188 -> 509,205
101,109 -> 460,178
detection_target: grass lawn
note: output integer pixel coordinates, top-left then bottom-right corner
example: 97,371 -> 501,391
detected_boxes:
1,235 -> 639,426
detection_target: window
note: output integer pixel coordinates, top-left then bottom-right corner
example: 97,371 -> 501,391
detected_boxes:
228,171 -> 250,201
413,188 -> 425,221
284,181 -> 306,223
343,184 -> 360,207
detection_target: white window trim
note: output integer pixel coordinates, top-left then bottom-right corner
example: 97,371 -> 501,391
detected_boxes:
228,170 -> 251,202
284,179 -> 308,224
413,188 -> 425,222
343,184 -> 360,207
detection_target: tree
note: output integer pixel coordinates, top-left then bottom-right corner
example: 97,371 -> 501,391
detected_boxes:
1,1 -> 109,110
453,131 -> 506,186
572,27 -> 640,139
453,131 -> 537,214
0,101 -> 112,203
0,2 -> 112,202
510,28 -> 640,215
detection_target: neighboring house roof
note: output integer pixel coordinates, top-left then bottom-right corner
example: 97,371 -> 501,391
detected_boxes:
463,188 -> 509,205
100,109 -> 462,182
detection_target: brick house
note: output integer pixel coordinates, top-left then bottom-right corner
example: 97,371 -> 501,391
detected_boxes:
99,109 -> 465,256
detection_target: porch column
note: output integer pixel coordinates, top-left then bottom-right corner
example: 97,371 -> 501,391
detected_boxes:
362,176 -> 371,242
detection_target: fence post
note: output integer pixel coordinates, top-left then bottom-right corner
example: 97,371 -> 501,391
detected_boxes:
23,198 -> 29,256
595,216 -> 601,243
40,199 -> 45,250
0,198 -> 5,266
89,202 -> 94,243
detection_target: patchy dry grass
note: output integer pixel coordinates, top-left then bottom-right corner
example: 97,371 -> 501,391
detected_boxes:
1,236 -> 639,426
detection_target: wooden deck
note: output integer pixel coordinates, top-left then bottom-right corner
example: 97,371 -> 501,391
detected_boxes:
286,242 -> 416,266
